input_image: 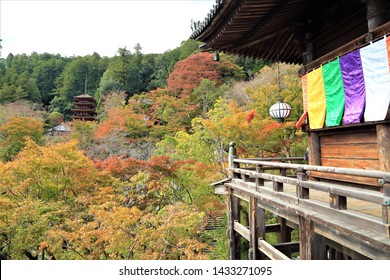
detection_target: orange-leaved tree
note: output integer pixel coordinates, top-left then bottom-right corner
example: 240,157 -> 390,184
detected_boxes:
0,139 -> 110,259
167,52 -> 220,96
0,116 -> 45,162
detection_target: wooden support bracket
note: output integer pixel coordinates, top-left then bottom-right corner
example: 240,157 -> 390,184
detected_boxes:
297,168 -> 309,199
255,165 -> 264,189
330,193 -> 347,210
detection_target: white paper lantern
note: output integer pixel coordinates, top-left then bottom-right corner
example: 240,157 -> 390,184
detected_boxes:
269,101 -> 291,122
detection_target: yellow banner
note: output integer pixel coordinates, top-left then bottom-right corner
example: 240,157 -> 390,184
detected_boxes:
307,67 -> 326,129
301,74 -> 308,112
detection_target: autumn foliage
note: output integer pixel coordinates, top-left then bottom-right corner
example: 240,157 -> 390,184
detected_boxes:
0,55 -> 305,260
0,139 -> 210,260
167,52 -> 220,95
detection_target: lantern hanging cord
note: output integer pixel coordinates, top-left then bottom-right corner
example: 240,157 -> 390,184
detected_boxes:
0,0 -> 2,57
277,50 -> 281,102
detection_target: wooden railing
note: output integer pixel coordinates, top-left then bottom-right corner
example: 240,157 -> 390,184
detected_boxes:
224,142 -> 390,259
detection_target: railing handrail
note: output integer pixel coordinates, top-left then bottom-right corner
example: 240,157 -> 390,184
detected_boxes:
244,157 -> 305,161
233,158 -> 390,181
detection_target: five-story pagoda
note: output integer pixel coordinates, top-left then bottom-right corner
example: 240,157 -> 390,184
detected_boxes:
71,93 -> 96,121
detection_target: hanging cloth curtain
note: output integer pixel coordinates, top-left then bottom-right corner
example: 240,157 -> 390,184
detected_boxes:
301,74 -> 308,112
360,38 -> 390,122
322,58 -> 345,126
339,49 -> 366,124
307,66 -> 326,129
387,36 -> 390,69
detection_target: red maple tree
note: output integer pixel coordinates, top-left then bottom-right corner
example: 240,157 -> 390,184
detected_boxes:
167,52 -> 220,96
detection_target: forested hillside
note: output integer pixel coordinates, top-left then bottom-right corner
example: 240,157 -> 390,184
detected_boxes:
0,39 -> 306,260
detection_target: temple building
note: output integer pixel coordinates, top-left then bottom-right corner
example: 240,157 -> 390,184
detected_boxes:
193,0 -> 390,260
71,94 -> 97,121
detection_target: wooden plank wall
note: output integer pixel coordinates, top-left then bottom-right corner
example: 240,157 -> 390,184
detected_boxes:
313,125 -> 381,187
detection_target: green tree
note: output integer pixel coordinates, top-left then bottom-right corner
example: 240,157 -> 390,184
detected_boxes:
31,54 -> 67,105
95,69 -> 125,107
50,54 -> 107,117
191,79 -> 227,117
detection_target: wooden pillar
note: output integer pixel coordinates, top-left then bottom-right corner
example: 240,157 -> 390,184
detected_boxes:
249,196 -> 262,260
298,216 -> 315,260
278,217 -> 292,258
227,188 -> 241,260
314,235 -> 327,260
377,124 -> 390,172
307,132 -> 321,166
258,206 -> 267,260
377,124 -> 390,226
363,0 -> 389,32
278,217 -> 291,243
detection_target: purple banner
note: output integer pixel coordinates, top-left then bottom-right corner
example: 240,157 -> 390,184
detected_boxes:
339,49 -> 366,124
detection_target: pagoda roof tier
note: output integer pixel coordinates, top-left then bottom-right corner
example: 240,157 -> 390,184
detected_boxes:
74,93 -> 95,99
71,109 -> 97,114
73,101 -> 96,107
71,115 -> 96,120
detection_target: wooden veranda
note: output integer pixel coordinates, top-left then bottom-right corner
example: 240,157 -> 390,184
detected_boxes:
218,143 -> 390,260
194,0 -> 390,261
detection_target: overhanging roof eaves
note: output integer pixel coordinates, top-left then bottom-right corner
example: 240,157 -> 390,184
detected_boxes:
191,0 -> 312,64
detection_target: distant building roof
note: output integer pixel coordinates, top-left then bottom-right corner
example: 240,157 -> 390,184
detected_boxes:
74,93 -> 94,98
47,123 -> 71,132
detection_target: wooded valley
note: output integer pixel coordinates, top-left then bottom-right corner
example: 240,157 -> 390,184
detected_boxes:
0,39 -> 306,259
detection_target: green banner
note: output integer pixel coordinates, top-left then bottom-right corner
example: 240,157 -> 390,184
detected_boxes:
322,58 -> 345,126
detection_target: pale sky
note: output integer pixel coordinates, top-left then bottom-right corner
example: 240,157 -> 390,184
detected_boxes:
0,0 -> 215,58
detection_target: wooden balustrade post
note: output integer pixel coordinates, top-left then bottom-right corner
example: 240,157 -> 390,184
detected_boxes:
255,165 -> 264,191
228,142 -> 239,179
272,159 -> 284,192
227,188 -> 241,259
382,176 -> 390,225
297,168 -> 309,199
330,193 -> 347,210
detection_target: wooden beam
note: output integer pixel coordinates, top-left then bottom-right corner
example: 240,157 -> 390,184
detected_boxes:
229,179 -> 389,236
274,241 -> 300,255
234,221 -> 250,241
257,239 -> 290,260
301,21 -> 390,74
324,236 -> 370,260
265,223 -> 281,233
234,167 -> 387,205
233,159 -> 390,179
315,222 -> 388,259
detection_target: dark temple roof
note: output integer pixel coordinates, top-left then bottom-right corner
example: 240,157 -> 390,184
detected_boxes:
191,0 -> 371,65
